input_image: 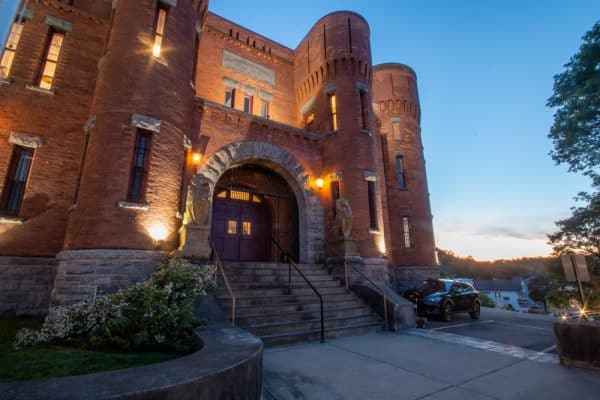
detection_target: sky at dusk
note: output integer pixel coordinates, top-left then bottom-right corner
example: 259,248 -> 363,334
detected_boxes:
1,1 -> 598,260
209,0 -> 599,260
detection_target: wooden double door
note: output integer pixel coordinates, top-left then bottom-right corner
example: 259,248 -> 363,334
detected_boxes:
211,191 -> 270,261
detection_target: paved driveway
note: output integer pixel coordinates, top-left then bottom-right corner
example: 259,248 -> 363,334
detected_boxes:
424,307 -> 557,354
262,332 -> 599,400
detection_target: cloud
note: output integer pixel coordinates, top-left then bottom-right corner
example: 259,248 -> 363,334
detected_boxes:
470,226 -> 549,241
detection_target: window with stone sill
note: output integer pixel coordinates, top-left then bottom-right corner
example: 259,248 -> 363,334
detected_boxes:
243,95 -> 253,114
260,100 -> 269,118
328,92 -> 338,132
0,20 -> 24,80
127,129 -> 152,203
402,216 -> 411,248
35,29 -> 65,90
225,89 -> 235,108
1,146 -> 34,217
152,3 -> 168,58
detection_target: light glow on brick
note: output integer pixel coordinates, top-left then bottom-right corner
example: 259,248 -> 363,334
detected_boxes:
148,225 -> 168,241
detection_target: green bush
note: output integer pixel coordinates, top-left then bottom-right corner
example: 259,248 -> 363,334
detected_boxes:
546,287 -> 600,313
479,292 -> 496,308
15,256 -> 214,353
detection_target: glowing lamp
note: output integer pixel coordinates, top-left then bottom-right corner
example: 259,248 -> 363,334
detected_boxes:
148,225 -> 168,241
315,178 -> 324,190
192,152 -> 202,165
152,43 -> 161,58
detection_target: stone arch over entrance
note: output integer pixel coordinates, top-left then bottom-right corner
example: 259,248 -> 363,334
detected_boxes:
181,141 -> 324,263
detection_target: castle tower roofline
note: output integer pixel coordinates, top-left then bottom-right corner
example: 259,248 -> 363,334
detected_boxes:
373,63 -> 417,78
295,10 -> 370,50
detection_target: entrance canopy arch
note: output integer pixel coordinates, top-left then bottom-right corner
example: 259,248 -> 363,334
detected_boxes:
184,141 -> 324,263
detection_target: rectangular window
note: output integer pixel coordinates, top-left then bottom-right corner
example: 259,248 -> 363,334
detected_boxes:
1,146 -> 33,216
152,4 -> 168,57
360,90 -> 369,130
225,89 -> 235,107
331,180 -> 340,216
260,100 -> 269,118
227,219 -> 237,235
392,121 -> 401,140
242,221 -> 251,236
396,155 -> 406,189
127,130 -> 152,202
243,95 -> 253,113
305,112 -> 315,130
0,21 -> 24,79
36,30 -> 65,90
367,180 -> 378,230
328,93 -> 338,131
402,216 -> 411,248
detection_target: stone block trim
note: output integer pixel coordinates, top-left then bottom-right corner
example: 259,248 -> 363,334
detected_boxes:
392,265 -> 439,293
0,257 -> 57,317
50,250 -> 167,306
8,132 -> 44,148
222,50 -> 276,85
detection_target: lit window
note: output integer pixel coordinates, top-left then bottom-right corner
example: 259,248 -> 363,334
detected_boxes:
127,129 -> 152,202
252,195 -> 262,203
225,89 -> 235,107
230,190 -> 250,201
227,220 -> 237,235
0,21 -> 24,79
396,155 -> 406,189
402,216 -> 411,248
243,95 -> 253,113
1,146 -> 33,216
359,90 -> 369,130
367,180 -> 378,230
216,190 -> 227,198
37,30 -> 65,90
392,121 -> 401,140
328,93 -> 338,131
152,4 -> 168,58
242,221 -> 251,236
260,100 -> 269,118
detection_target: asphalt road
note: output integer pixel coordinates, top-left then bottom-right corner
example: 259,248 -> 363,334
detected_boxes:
424,307 -> 559,354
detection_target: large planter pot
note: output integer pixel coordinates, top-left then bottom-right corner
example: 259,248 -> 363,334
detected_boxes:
553,319 -> 600,371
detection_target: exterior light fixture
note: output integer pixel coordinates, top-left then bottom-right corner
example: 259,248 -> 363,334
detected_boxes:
315,178 -> 324,190
152,43 -> 161,58
148,225 -> 168,242
192,152 -> 202,165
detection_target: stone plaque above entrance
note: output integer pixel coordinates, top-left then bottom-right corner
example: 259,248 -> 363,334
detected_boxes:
222,51 -> 275,85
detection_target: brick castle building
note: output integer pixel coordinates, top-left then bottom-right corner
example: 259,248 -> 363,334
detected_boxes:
0,0 -> 437,316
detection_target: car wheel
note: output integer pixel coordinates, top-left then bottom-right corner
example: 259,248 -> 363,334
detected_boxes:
470,301 -> 481,320
442,302 -> 454,322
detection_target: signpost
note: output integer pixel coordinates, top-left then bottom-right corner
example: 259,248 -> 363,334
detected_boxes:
560,254 -> 590,309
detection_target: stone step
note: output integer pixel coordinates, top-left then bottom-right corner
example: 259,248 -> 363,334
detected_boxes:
218,292 -> 358,306
260,322 -> 383,347
216,284 -> 347,298
230,299 -> 366,315
224,274 -> 335,284
218,280 -> 343,291
235,305 -> 372,325
242,314 -> 379,337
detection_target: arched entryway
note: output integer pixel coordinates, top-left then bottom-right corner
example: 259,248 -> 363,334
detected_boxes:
211,164 -> 299,261
182,141 -> 324,263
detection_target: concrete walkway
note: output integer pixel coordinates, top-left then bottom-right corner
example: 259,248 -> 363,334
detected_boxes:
263,332 -> 599,400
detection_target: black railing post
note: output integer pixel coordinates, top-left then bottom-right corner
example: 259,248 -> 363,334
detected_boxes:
288,255 -> 292,295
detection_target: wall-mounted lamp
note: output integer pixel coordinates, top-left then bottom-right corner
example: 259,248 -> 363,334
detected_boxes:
192,152 -> 202,165
148,225 -> 168,242
315,178 -> 324,190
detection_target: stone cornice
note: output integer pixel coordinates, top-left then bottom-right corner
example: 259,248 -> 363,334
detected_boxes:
36,0 -> 107,25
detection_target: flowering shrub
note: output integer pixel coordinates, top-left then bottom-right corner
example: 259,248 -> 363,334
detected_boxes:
546,287 -> 600,314
15,256 -> 214,352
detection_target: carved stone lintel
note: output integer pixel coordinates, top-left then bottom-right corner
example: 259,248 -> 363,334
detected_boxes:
222,76 -> 240,89
324,82 -> 337,94
84,116 -> 96,134
9,132 -> 44,148
356,81 -> 369,92
117,201 -> 148,211
300,97 -> 315,115
363,170 -> 377,181
131,113 -> 161,133
258,90 -> 273,102
159,0 -> 178,7
223,51 -> 275,85
183,135 -> 192,149
46,16 -> 73,32
20,9 -> 33,20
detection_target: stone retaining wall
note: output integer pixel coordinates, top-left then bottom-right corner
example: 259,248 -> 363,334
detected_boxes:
392,265 -> 439,293
51,250 -> 167,306
0,257 -> 57,317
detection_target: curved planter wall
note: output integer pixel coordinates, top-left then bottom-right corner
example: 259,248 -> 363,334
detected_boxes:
0,325 -> 263,400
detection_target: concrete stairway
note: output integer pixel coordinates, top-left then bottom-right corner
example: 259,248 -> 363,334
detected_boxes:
216,262 -> 383,346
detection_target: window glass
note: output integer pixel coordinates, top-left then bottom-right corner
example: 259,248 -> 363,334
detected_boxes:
329,93 -> 338,131
243,95 -> 253,113
0,21 -> 24,79
242,221 -> 251,235
396,156 -> 406,189
153,6 -> 167,57
127,130 -> 151,202
260,100 -> 269,118
2,146 -> 33,216
402,216 -> 411,247
367,180 -> 378,230
392,121 -> 401,140
227,220 -> 237,235
38,31 -> 65,89
225,89 -> 234,107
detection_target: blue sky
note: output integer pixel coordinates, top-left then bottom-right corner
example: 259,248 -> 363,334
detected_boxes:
2,1 -> 597,260
209,0 -> 598,260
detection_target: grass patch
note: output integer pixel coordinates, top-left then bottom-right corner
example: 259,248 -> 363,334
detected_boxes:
0,318 -> 179,383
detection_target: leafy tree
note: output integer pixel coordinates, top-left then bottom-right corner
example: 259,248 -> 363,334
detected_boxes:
548,191 -> 600,265
547,21 -> 600,187
479,292 -> 496,308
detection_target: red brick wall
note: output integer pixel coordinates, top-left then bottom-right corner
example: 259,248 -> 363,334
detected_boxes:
372,64 -> 436,266
0,1 -> 109,256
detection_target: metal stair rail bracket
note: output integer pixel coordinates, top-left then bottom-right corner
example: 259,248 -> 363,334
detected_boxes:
271,236 -> 325,343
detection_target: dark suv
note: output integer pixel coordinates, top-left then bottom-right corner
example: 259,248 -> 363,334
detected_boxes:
403,279 -> 481,322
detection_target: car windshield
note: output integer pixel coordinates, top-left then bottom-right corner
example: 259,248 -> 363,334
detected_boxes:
416,280 -> 446,294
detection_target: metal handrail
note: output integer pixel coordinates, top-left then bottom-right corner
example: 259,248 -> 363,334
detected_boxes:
343,260 -> 390,331
208,236 -> 236,325
271,236 -> 325,343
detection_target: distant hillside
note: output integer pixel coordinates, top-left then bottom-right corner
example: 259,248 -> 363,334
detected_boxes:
437,248 -> 553,279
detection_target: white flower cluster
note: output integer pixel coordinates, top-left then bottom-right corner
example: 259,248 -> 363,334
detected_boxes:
14,257 -> 215,351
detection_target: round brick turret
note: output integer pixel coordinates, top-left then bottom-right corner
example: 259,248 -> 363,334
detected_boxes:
294,12 -> 383,259
372,63 -> 436,266
64,0 -> 208,251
